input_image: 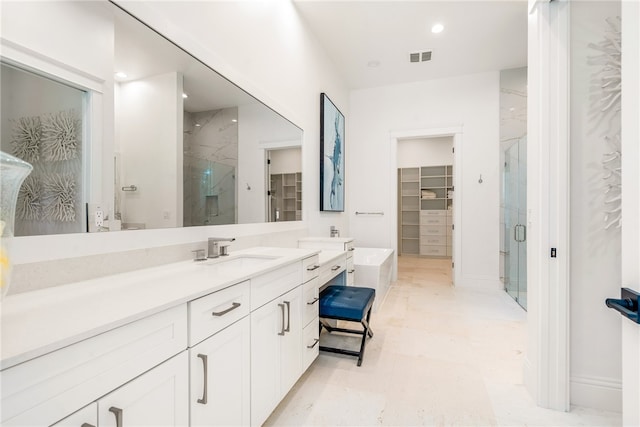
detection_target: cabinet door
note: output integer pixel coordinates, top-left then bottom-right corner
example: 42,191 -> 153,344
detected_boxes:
190,317 -> 250,427
98,352 -> 188,427
250,299 -> 282,426
279,286 -> 303,395
51,403 -> 97,427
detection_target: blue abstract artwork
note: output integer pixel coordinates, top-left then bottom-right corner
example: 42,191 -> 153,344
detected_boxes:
320,93 -> 345,212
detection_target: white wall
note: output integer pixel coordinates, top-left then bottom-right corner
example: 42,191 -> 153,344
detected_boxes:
569,1 -> 622,411
116,72 -> 183,229
397,137 -> 453,168
270,148 -> 302,175
349,72 -> 501,289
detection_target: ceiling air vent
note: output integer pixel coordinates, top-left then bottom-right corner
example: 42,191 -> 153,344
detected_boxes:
409,51 -> 432,63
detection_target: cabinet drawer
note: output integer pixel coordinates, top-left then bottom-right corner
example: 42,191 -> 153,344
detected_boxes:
422,235 -> 448,246
420,225 -> 446,236
420,245 -> 448,256
318,258 -> 346,286
251,262 -> 302,310
302,255 -> 320,284
1,305 -> 187,427
303,277 -> 320,326
421,216 -> 446,226
345,241 -> 355,257
302,319 -> 319,371
189,280 -> 250,346
420,210 -> 446,217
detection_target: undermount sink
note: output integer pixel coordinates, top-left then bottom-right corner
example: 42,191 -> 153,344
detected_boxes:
201,255 -> 279,275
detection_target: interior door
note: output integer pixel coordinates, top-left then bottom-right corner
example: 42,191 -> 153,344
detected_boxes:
504,137 -> 527,309
619,2 -> 640,424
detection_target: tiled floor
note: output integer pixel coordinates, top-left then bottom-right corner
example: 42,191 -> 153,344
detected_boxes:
266,256 -> 622,426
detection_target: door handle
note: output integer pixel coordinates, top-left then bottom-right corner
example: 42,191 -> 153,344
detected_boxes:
211,302 -> 241,317
606,288 -> 640,324
278,303 -> 285,336
284,300 -> 291,332
109,407 -> 123,427
197,353 -> 208,404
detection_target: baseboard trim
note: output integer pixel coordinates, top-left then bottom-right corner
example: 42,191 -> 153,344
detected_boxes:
570,375 -> 622,412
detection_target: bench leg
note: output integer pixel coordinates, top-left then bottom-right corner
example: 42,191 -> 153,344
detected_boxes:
319,306 -> 374,367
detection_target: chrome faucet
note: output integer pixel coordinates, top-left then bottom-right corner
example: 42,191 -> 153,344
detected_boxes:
208,237 -> 236,258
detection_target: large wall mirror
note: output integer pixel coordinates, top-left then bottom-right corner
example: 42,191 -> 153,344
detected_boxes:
0,1 -> 303,237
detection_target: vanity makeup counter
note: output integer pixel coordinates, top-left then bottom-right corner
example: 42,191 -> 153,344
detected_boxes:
1,246 -> 320,426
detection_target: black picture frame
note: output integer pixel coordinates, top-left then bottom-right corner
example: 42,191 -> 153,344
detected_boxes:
319,93 -> 345,212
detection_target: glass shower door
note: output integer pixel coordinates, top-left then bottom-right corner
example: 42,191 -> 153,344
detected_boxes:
504,137 -> 527,309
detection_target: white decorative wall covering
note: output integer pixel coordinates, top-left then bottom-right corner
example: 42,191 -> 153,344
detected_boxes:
588,16 -> 622,230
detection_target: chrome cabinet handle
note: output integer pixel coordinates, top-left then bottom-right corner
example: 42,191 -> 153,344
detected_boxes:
278,303 -> 285,336
284,301 -> 291,332
307,338 -> 320,349
81,424 -> 96,427
348,269 -> 355,274
307,297 -> 319,305
197,354 -> 208,404
348,247 -> 355,251
521,224 -> 526,242
306,265 -> 320,271
331,265 -> 341,271
109,407 -> 123,427
211,302 -> 241,317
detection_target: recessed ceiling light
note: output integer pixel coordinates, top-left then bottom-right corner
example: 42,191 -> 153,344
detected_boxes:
431,23 -> 444,34
115,71 -> 127,79
232,119 -> 238,123
182,93 -> 188,99
195,123 -> 201,127
509,107 -> 515,112
367,60 -> 381,68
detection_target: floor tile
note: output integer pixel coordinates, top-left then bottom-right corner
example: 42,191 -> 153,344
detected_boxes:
265,256 -> 622,426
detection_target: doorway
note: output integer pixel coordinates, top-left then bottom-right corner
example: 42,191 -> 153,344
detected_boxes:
389,127 -> 462,286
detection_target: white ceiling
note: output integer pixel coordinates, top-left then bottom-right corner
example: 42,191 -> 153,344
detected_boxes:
294,1 -> 528,90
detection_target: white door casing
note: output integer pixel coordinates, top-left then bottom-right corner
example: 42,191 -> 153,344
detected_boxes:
620,2 -> 640,425
388,126 -> 463,286
525,0 -> 571,411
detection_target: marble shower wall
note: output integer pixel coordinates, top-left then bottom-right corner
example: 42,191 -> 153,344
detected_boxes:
183,108 -> 238,226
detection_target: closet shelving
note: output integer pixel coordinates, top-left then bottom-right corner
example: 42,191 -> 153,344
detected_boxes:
399,165 -> 453,257
270,172 -> 302,221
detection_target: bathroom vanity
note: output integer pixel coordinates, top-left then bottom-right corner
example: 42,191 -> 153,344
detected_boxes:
298,237 -> 355,286
0,247 -> 320,426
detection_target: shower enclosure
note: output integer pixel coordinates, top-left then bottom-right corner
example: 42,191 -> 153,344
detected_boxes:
504,136 -> 527,309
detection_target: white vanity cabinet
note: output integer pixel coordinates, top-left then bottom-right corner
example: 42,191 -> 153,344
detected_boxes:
188,281 -> 251,427
1,305 -> 188,427
1,248 -> 320,427
51,403 -> 97,427
299,237 -> 355,285
250,285 -> 303,426
97,352 -> 189,426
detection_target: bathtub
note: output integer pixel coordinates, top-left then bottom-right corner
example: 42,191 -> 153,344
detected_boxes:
353,247 -> 394,311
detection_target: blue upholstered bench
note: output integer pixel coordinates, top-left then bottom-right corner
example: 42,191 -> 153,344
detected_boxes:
319,285 -> 376,366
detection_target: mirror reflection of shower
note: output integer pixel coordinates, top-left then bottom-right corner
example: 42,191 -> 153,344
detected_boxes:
183,108 -> 238,226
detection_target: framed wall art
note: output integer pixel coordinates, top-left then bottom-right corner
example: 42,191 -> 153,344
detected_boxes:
320,93 -> 345,212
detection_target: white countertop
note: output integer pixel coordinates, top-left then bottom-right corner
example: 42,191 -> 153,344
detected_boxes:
317,250 -> 347,266
0,247 -> 318,370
